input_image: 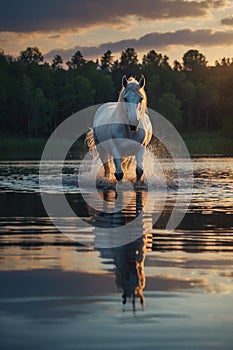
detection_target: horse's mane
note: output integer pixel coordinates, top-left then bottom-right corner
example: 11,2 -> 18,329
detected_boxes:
118,77 -> 147,116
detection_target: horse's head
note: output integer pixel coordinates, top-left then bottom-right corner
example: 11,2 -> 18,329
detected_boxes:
122,75 -> 146,132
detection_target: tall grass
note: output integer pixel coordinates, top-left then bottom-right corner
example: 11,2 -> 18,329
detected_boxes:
184,132 -> 233,156
0,137 -> 87,160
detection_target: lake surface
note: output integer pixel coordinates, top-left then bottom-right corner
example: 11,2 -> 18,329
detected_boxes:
0,158 -> 233,350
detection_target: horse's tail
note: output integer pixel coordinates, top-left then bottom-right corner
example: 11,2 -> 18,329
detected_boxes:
85,128 -> 96,150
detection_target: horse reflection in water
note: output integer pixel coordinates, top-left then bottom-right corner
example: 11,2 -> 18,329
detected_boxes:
89,189 -> 153,311
112,232 -> 152,310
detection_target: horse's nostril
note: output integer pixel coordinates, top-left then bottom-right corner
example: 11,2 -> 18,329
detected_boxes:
129,125 -> 137,131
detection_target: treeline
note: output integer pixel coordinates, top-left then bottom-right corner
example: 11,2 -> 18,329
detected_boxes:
0,46 -> 232,137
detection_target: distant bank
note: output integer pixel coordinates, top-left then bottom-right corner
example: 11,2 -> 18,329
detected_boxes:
0,133 -> 232,160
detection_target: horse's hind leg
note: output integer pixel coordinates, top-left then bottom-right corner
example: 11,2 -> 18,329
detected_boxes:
96,145 -> 111,180
103,160 -> 111,179
135,148 -> 145,181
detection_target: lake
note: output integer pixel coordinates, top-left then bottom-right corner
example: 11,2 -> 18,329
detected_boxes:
0,158 -> 233,350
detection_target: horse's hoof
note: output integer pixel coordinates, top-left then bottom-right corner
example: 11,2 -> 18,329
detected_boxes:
114,172 -> 124,181
136,167 -> 143,181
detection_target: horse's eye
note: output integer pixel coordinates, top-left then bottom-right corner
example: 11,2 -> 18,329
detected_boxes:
140,97 -> 143,103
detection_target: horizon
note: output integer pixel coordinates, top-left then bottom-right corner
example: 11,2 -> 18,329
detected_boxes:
1,46 -> 232,68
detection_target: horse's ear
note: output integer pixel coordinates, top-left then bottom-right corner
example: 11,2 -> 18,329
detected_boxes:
122,75 -> 128,88
139,74 -> 145,89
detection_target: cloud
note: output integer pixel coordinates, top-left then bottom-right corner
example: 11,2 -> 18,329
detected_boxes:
221,15 -> 233,25
45,28 -> 233,61
48,35 -> 62,39
0,0 -> 227,33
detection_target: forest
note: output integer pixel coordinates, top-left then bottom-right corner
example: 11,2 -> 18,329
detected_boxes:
0,46 -> 232,138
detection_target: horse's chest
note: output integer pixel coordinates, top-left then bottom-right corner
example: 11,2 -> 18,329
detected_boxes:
111,126 -> 146,156
112,124 -> 146,143
130,128 -> 146,144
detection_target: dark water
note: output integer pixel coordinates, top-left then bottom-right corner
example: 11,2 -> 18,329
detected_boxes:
0,159 -> 233,349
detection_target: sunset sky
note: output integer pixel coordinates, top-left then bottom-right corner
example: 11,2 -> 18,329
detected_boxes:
0,0 -> 233,65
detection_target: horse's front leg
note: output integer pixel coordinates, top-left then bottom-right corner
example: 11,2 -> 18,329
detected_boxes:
135,147 -> 145,181
111,144 -> 124,181
113,158 -> 123,181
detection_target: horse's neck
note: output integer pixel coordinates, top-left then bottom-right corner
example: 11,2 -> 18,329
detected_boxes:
114,102 -> 128,123
140,102 -> 147,119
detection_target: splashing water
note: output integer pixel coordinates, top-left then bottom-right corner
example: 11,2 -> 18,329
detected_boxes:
0,145 -> 180,194
77,145 -> 178,192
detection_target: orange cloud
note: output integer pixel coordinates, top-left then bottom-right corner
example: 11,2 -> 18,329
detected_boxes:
45,28 -> 233,61
221,15 -> 233,25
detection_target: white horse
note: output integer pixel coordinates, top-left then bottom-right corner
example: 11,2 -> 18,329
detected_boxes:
86,75 -> 152,182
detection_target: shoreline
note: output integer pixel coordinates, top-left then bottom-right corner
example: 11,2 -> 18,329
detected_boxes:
0,135 -> 232,160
